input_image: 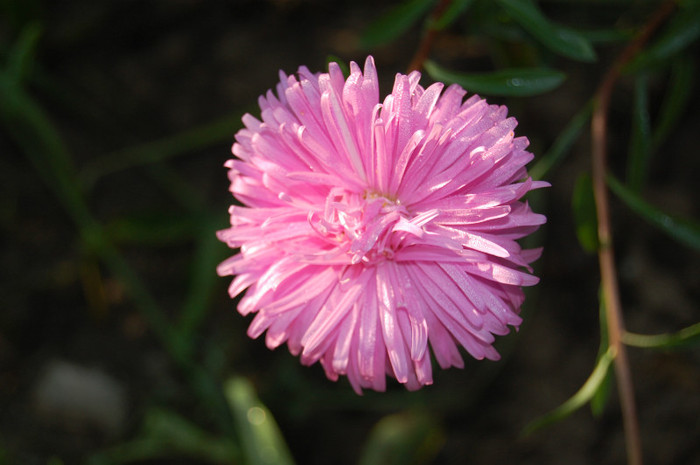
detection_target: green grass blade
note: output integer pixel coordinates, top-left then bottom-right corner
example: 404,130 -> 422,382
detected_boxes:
424,60 -> 565,97
496,0 -> 596,62
226,378 -> 296,465
80,114 -> 243,187
522,347 -> 615,436
176,220 -> 228,355
529,101 -> 593,181
86,408 -> 240,465
652,55 -> 695,149
626,74 -> 652,193
572,173 -> 599,253
608,174 -> 700,252
591,288 -> 612,417
6,22 -> 41,83
622,322 -> 700,350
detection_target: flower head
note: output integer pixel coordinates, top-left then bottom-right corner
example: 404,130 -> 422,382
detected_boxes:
217,56 -> 547,393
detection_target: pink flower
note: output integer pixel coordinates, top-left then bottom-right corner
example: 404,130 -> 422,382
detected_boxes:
217,56 -> 547,393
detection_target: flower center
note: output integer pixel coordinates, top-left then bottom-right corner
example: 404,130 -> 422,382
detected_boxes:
309,188 -> 414,265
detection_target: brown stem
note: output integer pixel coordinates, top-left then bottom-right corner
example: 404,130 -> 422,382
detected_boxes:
591,2 -> 676,465
407,0 -> 453,73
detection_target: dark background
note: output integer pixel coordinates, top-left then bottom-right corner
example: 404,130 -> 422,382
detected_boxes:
1,1 -> 698,464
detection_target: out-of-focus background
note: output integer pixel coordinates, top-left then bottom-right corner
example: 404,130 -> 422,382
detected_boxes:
1,1 -> 698,464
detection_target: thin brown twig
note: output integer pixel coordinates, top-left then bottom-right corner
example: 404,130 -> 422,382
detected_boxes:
407,0 -> 453,73
591,1 -> 676,465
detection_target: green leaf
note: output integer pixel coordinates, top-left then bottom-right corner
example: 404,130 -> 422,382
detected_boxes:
424,60 -> 565,96
627,2 -> 700,72
522,347 -> 615,436
626,74 -> 652,193
176,220 -> 228,355
591,288 -> 613,416
104,212 -> 198,245
572,173 -> 599,253
357,411 -> 445,465
361,0 -> 436,48
430,0 -> 474,30
6,22 -> 42,84
529,101 -> 593,180
225,377 -> 296,465
79,113 -> 244,187
622,322 -> 700,350
496,0 -> 596,62
607,174 -> 700,252
86,408 -> 240,465
652,55 -> 695,149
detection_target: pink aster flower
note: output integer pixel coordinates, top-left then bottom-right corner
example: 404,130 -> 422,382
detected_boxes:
217,56 -> 547,393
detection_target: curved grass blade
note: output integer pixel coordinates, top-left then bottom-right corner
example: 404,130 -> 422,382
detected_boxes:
497,0 -> 596,62
529,101 -> 593,180
360,0 -> 435,49
86,408 -> 240,465
6,22 -> 41,83
652,55 -> 695,149
572,173 -> 599,253
225,377 -> 295,465
591,288 -> 612,417
424,60 -> 565,97
607,174 -> 700,252
626,74 -> 652,193
522,347 -> 615,436
622,322 -> 700,350
80,113 -> 243,187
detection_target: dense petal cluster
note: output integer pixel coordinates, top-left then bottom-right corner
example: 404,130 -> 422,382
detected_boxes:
217,56 -> 547,393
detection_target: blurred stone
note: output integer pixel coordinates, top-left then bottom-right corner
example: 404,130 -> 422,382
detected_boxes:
33,360 -> 127,437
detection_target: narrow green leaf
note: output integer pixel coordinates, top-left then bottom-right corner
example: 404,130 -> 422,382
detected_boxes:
622,322 -> 700,350
225,378 -> 296,465
496,0 -> 596,62
626,74 -> 652,193
177,221 -> 228,354
627,2 -> 700,72
104,212 -> 198,245
522,347 -> 615,436
86,408 -> 240,465
424,60 -> 565,97
608,174 -> 700,252
80,113 -> 243,187
357,411 -> 445,465
591,288 -> 612,416
360,0 -> 436,48
652,55 -> 695,149
6,22 -> 42,83
572,173 -> 599,253
530,101 -> 593,181
431,0 -> 474,30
